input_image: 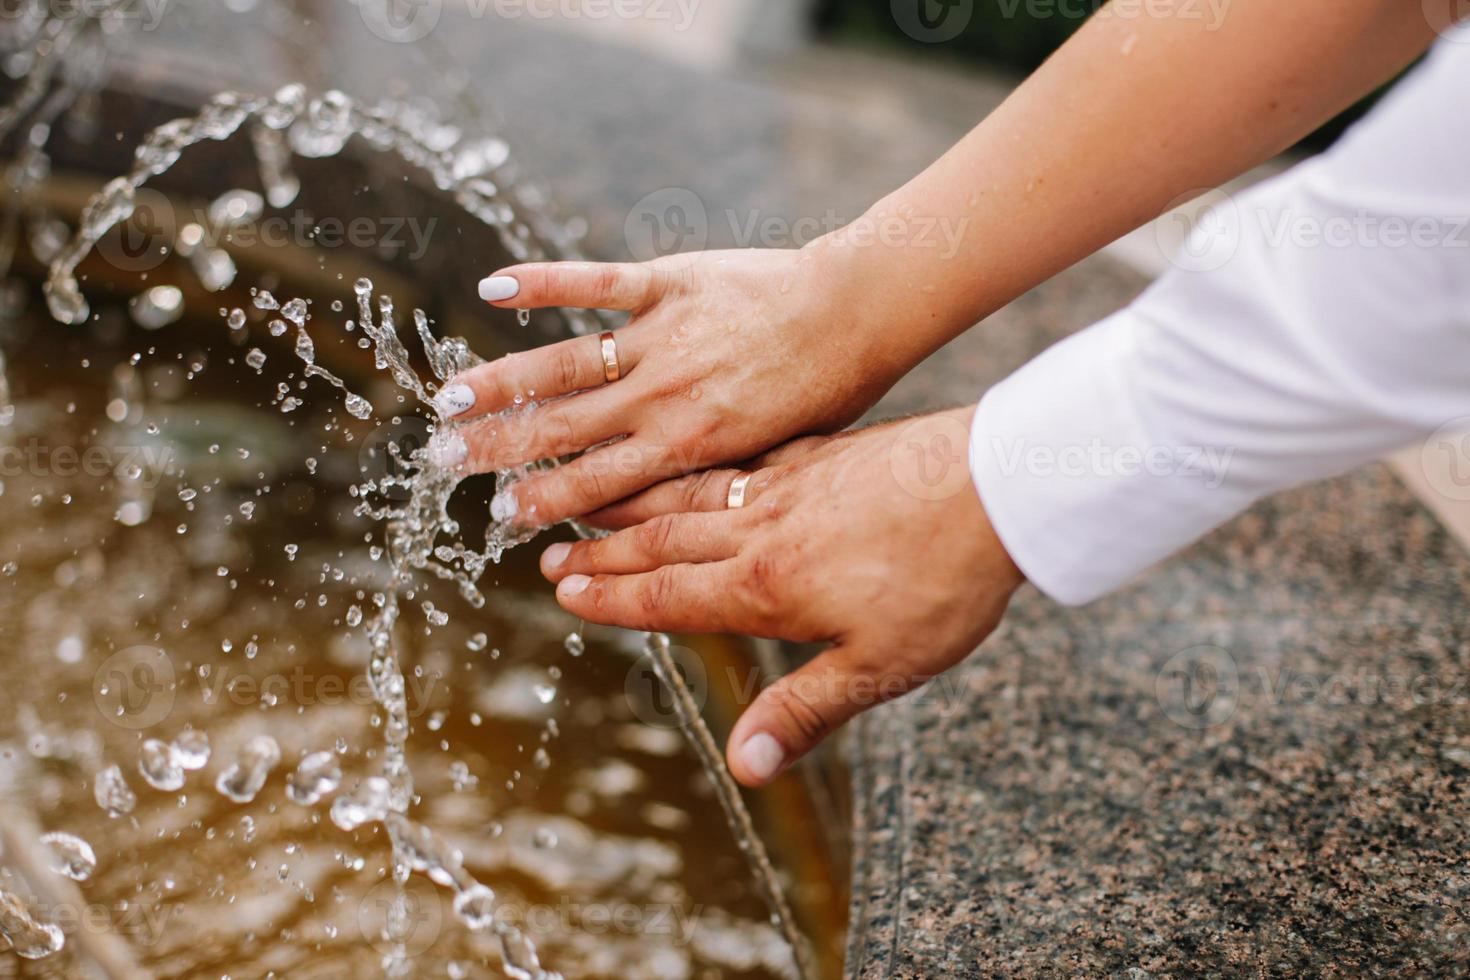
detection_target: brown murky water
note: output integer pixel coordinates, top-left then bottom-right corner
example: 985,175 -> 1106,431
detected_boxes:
0,266 -> 846,976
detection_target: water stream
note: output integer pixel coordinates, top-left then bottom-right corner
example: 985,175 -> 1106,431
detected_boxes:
0,5 -> 821,976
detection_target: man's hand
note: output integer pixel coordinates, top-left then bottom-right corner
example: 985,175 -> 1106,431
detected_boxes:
536,407 -> 1025,786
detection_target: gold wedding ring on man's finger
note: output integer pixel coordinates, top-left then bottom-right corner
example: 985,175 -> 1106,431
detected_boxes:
727,473 -> 752,510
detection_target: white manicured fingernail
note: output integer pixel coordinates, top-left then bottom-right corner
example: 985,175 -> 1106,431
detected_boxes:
478,275 -> 520,303
738,733 -> 785,783
490,488 -> 519,523
559,574 -> 590,597
542,543 -> 571,569
427,431 -> 467,469
434,383 -> 476,418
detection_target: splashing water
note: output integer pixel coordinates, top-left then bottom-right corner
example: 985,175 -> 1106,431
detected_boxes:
17,33 -> 816,979
92,764 -> 136,818
0,887 -> 64,960
214,733 -> 282,804
37,832 -> 97,882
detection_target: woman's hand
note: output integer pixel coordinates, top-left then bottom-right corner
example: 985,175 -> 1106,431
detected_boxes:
534,407 -> 1025,786
431,245 -> 906,528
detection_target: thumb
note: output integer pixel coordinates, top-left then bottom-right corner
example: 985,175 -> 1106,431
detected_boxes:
726,645 -> 919,787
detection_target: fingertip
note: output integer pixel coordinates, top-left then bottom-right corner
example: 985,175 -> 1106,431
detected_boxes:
556,574 -> 591,603
728,731 -> 787,787
478,274 -> 521,304
540,542 -> 572,580
491,484 -> 524,525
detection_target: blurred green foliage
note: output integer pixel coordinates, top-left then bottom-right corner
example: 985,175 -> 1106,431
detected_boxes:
812,0 -> 1401,152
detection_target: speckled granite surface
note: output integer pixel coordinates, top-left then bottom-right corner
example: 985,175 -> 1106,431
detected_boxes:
141,18 -> 1470,975
846,440 -> 1470,979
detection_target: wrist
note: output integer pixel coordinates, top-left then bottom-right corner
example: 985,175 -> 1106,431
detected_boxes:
802,224 -> 918,378
808,199 -> 977,371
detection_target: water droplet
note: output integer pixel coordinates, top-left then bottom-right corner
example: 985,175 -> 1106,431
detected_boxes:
452,883 -> 496,930
38,832 -> 97,882
93,765 -> 136,818
173,728 -> 211,770
139,738 -> 185,791
286,751 -> 342,806
214,735 -> 280,804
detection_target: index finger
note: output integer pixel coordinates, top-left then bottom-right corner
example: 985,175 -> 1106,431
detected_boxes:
479,261 -> 669,313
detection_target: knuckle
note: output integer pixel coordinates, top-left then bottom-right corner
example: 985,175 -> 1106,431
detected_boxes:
551,346 -> 583,394
686,470 -> 724,510
571,464 -> 609,511
735,553 -> 784,624
633,515 -> 678,560
481,361 -> 517,405
640,566 -> 678,617
592,265 -> 622,303
545,265 -> 575,298
549,411 -> 580,455
767,685 -> 832,746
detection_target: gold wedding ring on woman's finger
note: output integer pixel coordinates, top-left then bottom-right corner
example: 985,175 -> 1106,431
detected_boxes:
599,331 -> 621,384
727,473 -> 753,510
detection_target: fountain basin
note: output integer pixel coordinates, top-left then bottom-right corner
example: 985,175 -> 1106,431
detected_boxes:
0,61 -> 848,978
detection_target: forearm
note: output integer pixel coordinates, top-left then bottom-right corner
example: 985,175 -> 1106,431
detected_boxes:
815,0 -> 1436,372
970,41 -> 1470,604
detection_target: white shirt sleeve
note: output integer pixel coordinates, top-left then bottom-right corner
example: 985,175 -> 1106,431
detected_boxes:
969,39 -> 1470,606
